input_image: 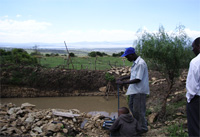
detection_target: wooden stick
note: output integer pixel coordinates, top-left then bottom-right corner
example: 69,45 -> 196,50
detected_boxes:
64,41 -> 74,69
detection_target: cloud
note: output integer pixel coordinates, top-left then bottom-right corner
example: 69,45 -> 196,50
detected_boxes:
16,14 -> 22,18
60,30 -> 136,43
0,18 -> 199,44
0,19 -> 51,33
184,29 -> 200,40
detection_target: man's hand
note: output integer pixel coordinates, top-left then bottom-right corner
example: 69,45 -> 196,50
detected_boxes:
116,80 -> 124,85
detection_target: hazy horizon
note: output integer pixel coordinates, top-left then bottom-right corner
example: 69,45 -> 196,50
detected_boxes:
1,0 -> 200,48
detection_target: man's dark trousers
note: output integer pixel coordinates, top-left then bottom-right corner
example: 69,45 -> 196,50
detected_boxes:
187,95 -> 200,137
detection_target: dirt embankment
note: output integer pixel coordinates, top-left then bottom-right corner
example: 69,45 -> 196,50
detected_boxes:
1,66 -> 187,99
1,66 -> 113,98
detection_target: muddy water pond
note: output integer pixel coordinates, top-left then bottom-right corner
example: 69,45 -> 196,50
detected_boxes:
1,96 -> 128,117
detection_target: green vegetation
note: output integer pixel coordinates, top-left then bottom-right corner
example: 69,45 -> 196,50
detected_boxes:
105,72 -> 115,82
0,48 -> 38,66
112,51 -> 124,57
166,124 -> 188,137
136,25 -> 194,119
39,56 -> 132,70
88,51 -> 108,57
69,52 -> 76,57
166,99 -> 186,120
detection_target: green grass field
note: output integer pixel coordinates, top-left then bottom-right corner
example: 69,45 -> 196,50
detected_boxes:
39,56 -> 133,70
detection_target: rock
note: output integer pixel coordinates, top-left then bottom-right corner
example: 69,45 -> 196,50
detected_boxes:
21,126 -> 27,133
43,123 -> 63,133
99,86 -> 107,92
10,114 -> 17,121
30,131 -> 37,136
16,119 -> 23,126
7,103 -> 15,108
21,103 -> 36,109
1,125 -> 7,131
116,71 -> 120,75
73,117 -> 77,122
148,113 -> 158,124
0,111 -> 7,115
63,128 -> 68,133
56,132 -> 65,137
176,112 -> 183,116
45,115 -> 51,119
71,109 -> 80,114
36,121 -> 44,126
33,126 -> 42,133
167,98 -> 171,102
7,108 -> 15,115
8,127 -> 22,134
25,115 -> 34,123
93,114 -> 102,121
16,110 -> 26,116
10,121 -> 17,127
86,113 -> 92,118
151,77 -> 157,81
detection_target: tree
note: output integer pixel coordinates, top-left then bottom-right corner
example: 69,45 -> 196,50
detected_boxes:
96,51 -> 103,57
1,48 -> 38,65
30,45 -> 42,56
112,51 -> 124,57
88,51 -> 97,57
136,25 -> 193,120
69,52 -> 76,57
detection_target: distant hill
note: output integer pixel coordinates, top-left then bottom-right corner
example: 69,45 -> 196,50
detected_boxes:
0,41 -> 132,56
0,40 -> 133,49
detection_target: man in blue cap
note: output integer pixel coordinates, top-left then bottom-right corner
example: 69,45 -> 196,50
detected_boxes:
116,47 -> 150,134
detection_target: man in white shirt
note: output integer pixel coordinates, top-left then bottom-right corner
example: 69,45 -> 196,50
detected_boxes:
186,37 -> 200,137
116,47 -> 150,134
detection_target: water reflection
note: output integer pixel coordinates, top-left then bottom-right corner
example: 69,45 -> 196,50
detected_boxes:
1,96 -> 128,117
88,111 -> 118,118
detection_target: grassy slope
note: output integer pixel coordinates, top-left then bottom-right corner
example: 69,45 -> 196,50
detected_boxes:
39,56 -> 133,70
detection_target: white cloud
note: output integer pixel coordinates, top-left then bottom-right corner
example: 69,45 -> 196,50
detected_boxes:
0,18 -> 199,44
184,28 -> 200,40
60,30 -> 136,43
0,19 -> 51,33
16,14 -> 22,18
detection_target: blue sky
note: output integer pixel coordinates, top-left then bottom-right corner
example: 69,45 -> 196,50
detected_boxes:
0,0 -> 200,48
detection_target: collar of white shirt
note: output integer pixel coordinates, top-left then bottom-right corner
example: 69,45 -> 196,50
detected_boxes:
133,56 -> 141,65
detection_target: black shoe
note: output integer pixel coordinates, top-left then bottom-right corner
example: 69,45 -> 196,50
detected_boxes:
138,129 -> 148,135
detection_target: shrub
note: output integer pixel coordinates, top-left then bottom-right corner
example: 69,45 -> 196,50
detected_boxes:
136,25 -> 193,119
1,48 -> 38,65
166,124 -> 188,137
69,52 -> 76,57
105,72 -> 115,82
112,51 -> 124,57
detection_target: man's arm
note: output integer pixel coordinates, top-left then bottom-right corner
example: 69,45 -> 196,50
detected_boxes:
119,75 -> 130,81
123,79 -> 141,85
109,118 -> 120,132
116,77 -> 141,85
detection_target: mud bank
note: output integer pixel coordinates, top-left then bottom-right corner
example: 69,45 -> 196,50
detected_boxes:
1,85 -> 116,98
1,66 -> 118,98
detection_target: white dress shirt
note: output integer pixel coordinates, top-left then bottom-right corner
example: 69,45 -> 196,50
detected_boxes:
126,56 -> 150,95
186,53 -> 200,103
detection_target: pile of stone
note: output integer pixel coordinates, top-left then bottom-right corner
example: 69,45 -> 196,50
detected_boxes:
0,103 -> 109,137
107,67 -> 131,76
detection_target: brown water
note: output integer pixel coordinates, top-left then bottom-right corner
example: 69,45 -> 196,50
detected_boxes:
0,96 -> 128,117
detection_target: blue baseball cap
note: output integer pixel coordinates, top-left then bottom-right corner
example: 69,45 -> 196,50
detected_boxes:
121,47 -> 135,57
